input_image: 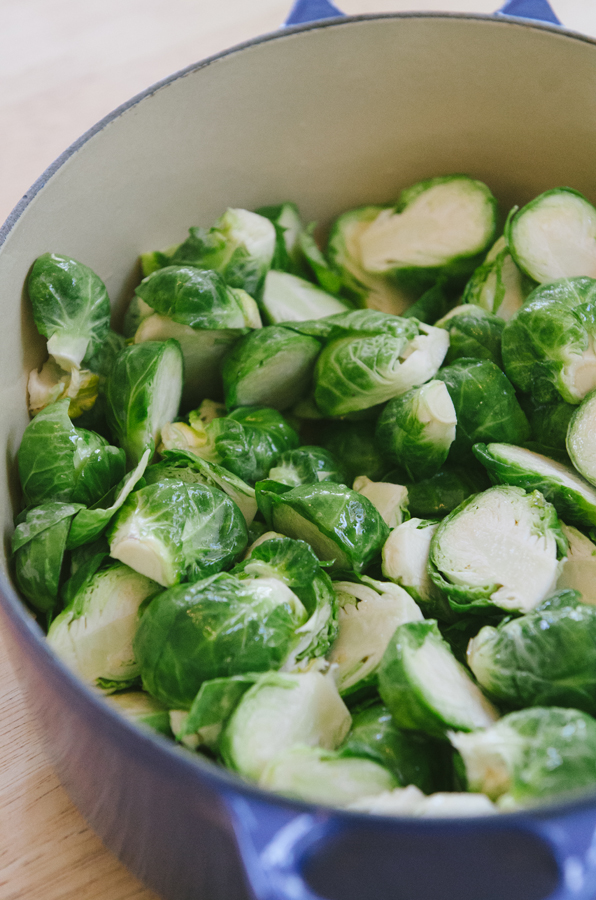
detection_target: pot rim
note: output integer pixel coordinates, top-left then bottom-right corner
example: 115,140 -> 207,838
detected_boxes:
2,9 -> 596,828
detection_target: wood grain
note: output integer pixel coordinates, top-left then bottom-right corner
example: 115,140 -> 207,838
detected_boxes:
0,1 -> 591,898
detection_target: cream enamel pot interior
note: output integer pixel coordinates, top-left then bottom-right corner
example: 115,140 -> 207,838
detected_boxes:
3,6 -> 596,900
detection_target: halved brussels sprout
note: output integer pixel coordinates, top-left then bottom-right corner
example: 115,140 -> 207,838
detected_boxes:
451,706 -> 596,807
134,573 -> 308,709
567,390 -> 596,485
108,479 -> 247,587
298,222 -> 343,295
376,381 -> 456,480
260,270 -> 350,324
106,339 -> 183,466
502,277 -> 596,405
473,441 -> 596,528
173,674 -> 259,749
255,201 -> 303,273
557,523 -> 596,604
462,236 -> 529,321
352,477 -> 409,529
222,326 -> 321,410
268,446 -> 346,488
47,562 -> 161,692
220,667 -> 351,780
327,578 -> 422,696
506,188 -> 596,284
382,518 -> 451,620
27,253 -> 111,371
435,305 -> 504,368
378,620 -> 498,739
107,691 -> 172,737
429,485 -> 566,615
359,176 -> 497,291
261,745 -> 397,806
467,589 -> 596,714
123,295 -> 154,338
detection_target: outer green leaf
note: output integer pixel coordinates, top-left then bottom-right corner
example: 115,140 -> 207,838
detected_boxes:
268,446 -> 347,487
435,305 -> 505,368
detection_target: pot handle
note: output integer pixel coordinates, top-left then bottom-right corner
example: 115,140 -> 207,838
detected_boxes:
284,0 -> 561,28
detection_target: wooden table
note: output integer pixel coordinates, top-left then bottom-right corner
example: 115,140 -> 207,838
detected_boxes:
0,1 -> 592,897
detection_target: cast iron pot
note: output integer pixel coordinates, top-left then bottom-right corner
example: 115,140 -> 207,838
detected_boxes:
2,3 -> 596,899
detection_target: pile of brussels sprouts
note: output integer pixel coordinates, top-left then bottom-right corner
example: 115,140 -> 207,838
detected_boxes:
15,175 -> 596,816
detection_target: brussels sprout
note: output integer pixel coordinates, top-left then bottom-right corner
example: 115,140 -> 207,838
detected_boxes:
108,480 -> 247,587
320,421 -> 388,483
381,518 -> 451,620
451,706 -> 596,807
268,446 -> 346,487
27,253 -> 111,371
352,477 -> 409,529
260,271 -> 350,325
123,295 -> 154,338
233,535 -> 339,664
463,236 -> 529,321
557,523 -> 596,604
162,406 -> 299,484
314,320 -> 449,417
473,442 -> 596,528
167,208 -> 276,297
436,359 -> 530,462
107,691 -> 172,737
376,381 -> 456,480
403,466 -> 488,519
435,305 -> 505,368
18,399 -> 125,507
222,326 -> 321,411
146,448 -> 257,525
173,674 -> 259,748
339,703 -> 453,794
61,537 -> 110,608
467,589 -> 596,714
506,188 -> 596,284
378,620 -> 498,739
294,222 -> 340,293
106,339 -> 183,466
567,390 -> 596,485
12,501 -> 84,615
429,485 -> 566,615
66,448 -> 151,549
349,786 -> 496,816
501,277 -> 596,405
261,745 -> 397,806
47,562 -> 161,691
255,202 -> 303,272
521,394 -> 574,460
257,482 -> 389,574
287,308 -> 420,342
27,358 -> 100,419
359,176 -> 497,291
327,578 -> 422,696
327,206 -> 417,314
220,667 -> 351,780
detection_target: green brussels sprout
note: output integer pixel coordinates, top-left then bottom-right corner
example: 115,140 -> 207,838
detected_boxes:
339,703 -> 453,794
12,501 -> 84,616
222,326 -> 321,411
261,745 -> 397,806
436,359 -> 530,462
60,537 -> 110,608
505,188 -> 596,284
378,620 -> 498,739
462,236 -> 530,321
107,691 -> 172,737
435,305 -> 505,368
501,277 -> 596,404
108,479 -> 247,587
320,420 -> 388,483
123,295 -> 154,338
352,477 -> 409,529
257,481 -> 390,574
402,466 -> 488,519
18,399 -> 126,507
327,206 -> 417,314
255,202 -> 303,273
467,589 -> 596,714
349,785 -> 496,817
521,394 -> 574,461
260,271 -> 350,325
381,518 -> 452,621
173,674 -> 259,749
297,222 -> 343,295
375,381 -> 456,480
268,445 -> 347,487
429,485 -> 566,615
161,406 -> 299,485
473,442 -> 596,528
220,667 -> 351,780
146,448 -> 257,525
47,561 -> 162,692
327,577 -> 422,696
557,523 -> 596,605
106,339 -> 183,467
134,573 -> 308,709
358,176 -> 497,292
451,706 -> 596,807
27,253 -> 111,371
567,389 -> 596,485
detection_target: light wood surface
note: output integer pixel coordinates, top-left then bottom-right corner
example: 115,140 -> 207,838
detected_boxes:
0,1 -> 593,898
